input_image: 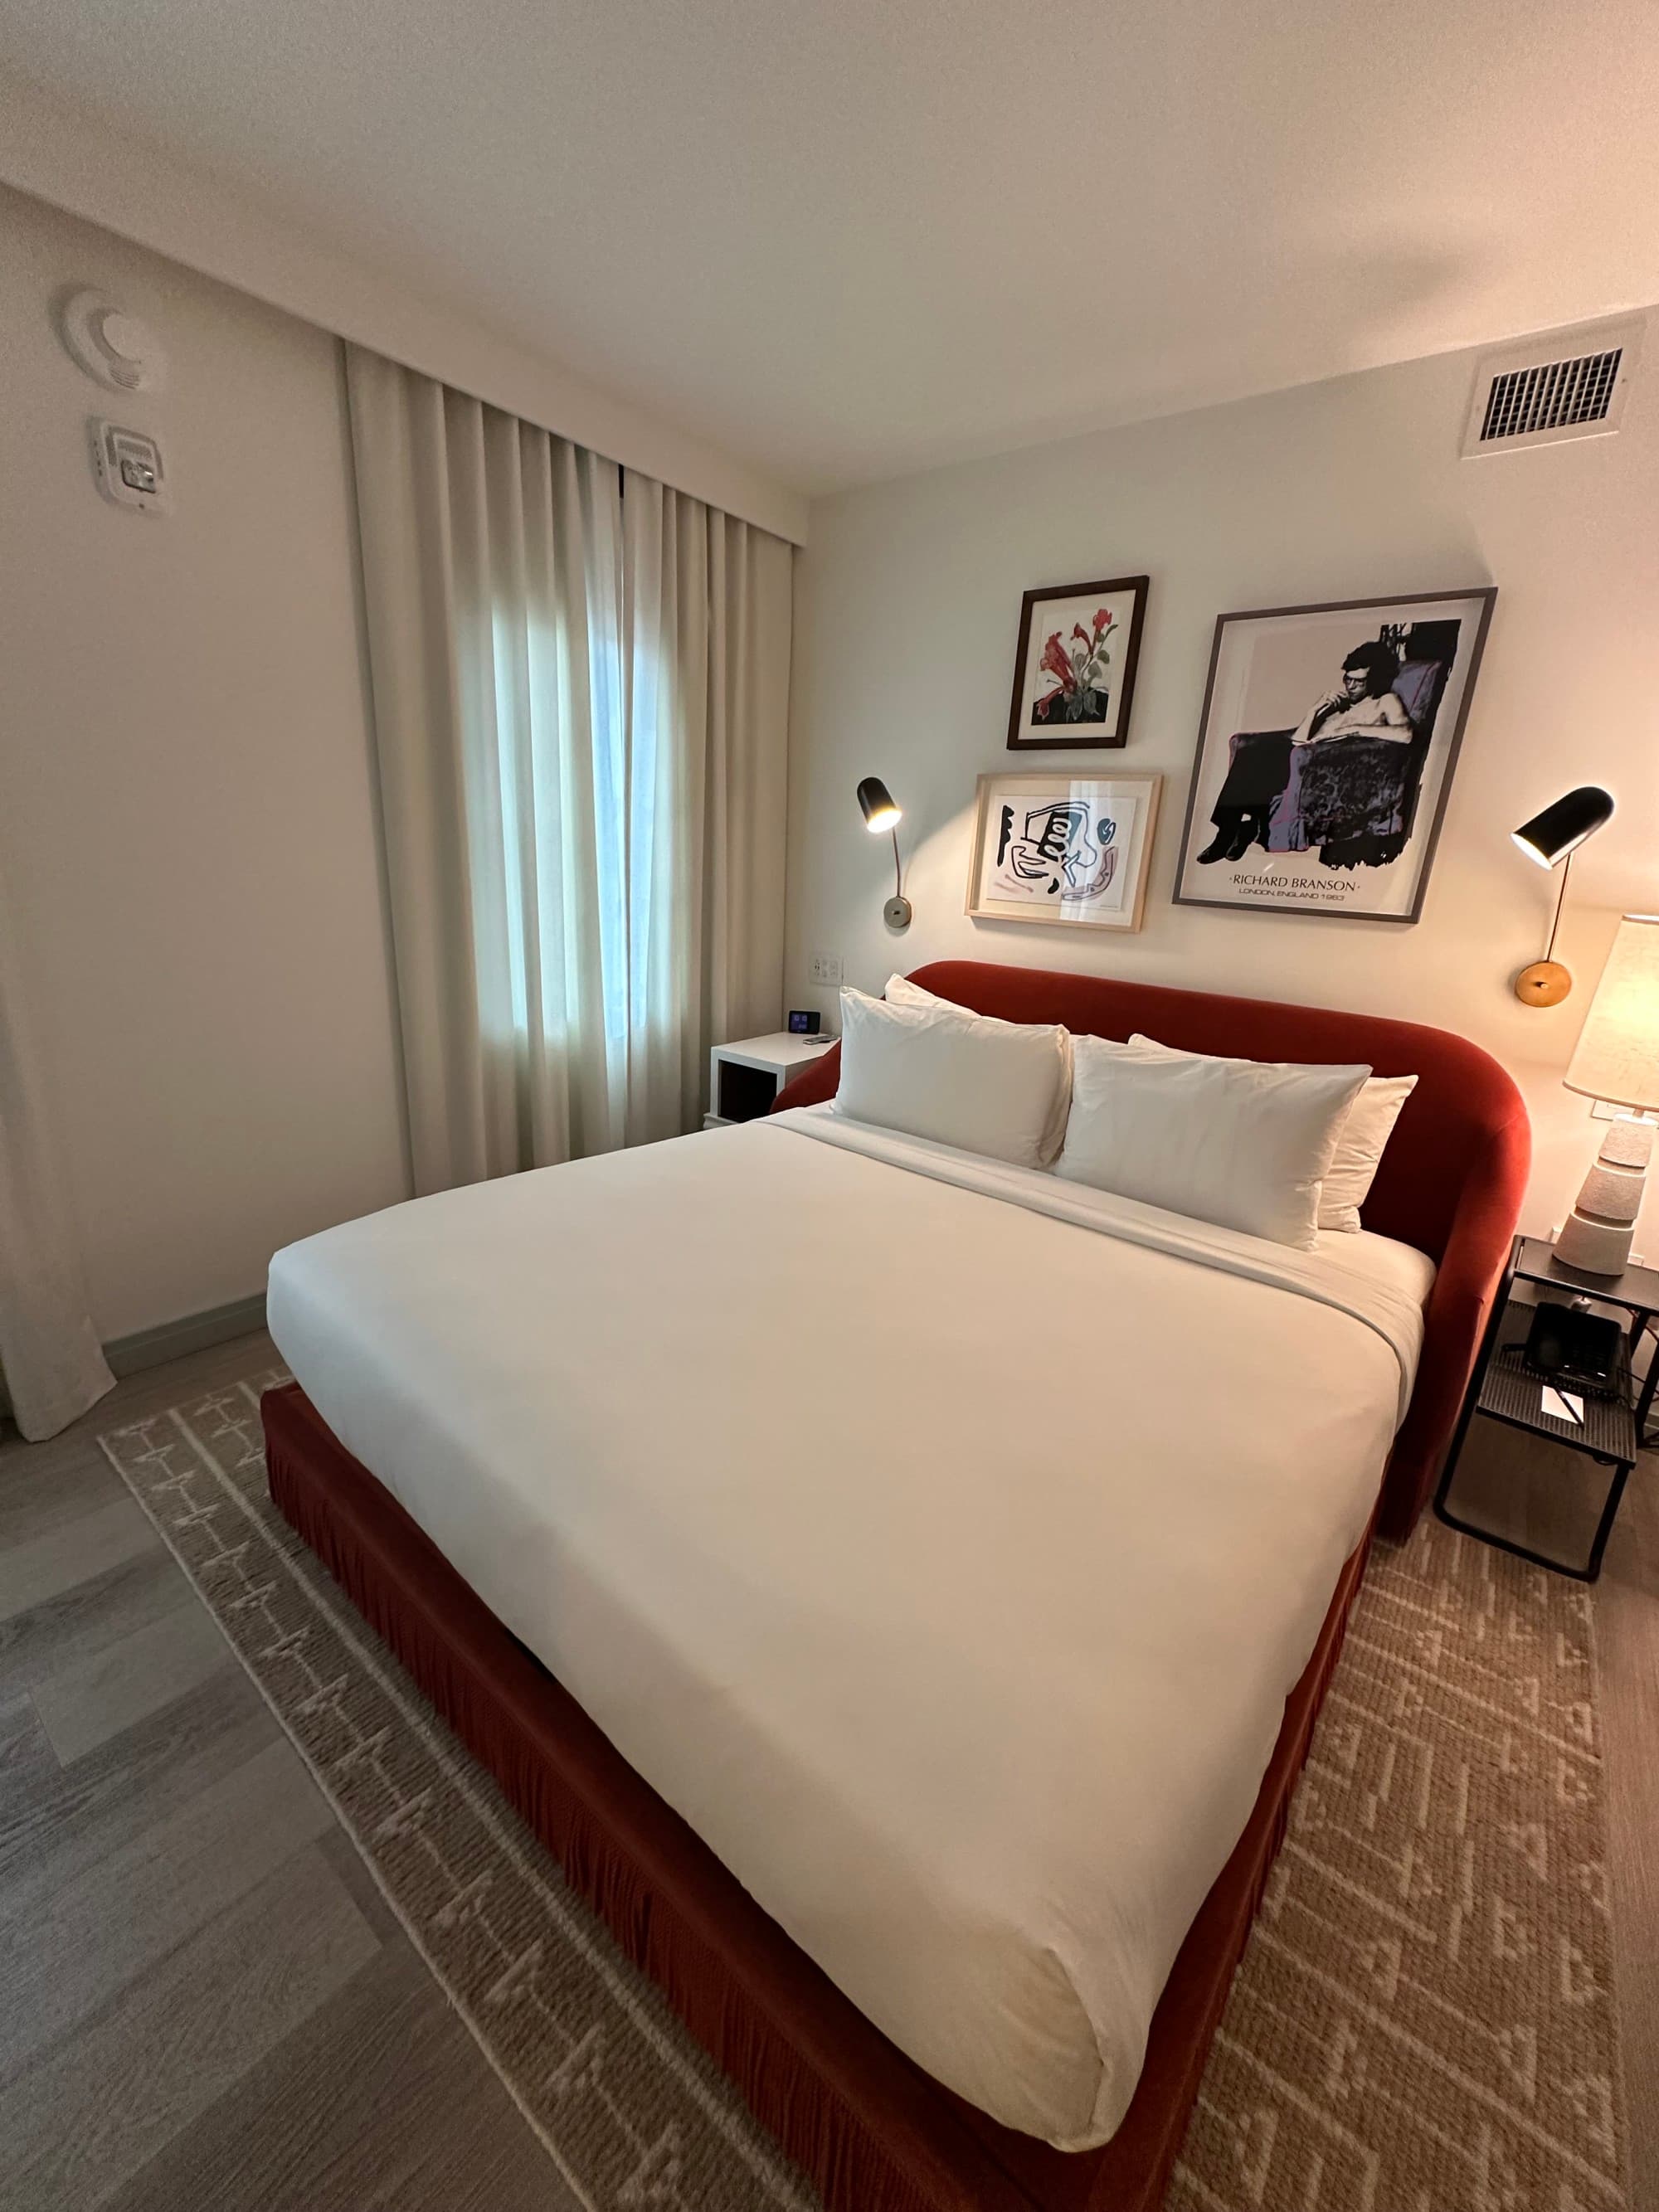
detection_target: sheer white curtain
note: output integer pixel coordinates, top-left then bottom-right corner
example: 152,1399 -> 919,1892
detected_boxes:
345,348 -> 791,1194
0,868 -> 114,1438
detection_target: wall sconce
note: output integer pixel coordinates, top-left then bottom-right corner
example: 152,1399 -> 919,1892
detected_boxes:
857,777 -> 912,931
1511,785 -> 1615,1005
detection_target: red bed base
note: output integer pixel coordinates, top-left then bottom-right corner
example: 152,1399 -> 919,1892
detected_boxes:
266,1379 -> 1373,2212
265,966 -> 1527,2208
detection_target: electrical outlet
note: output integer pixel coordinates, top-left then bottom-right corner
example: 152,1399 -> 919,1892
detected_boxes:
809,953 -> 845,986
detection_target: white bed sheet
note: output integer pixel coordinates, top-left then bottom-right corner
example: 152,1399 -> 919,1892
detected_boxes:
266,1107 -> 1434,2151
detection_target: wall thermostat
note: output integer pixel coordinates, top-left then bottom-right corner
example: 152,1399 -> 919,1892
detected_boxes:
90,420 -> 171,515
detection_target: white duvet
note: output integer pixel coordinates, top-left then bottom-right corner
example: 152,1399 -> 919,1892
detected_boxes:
266,1106 -> 1433,2151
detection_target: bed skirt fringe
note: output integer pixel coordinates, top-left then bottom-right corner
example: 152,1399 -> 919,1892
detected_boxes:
263,1381 -> 1371,2212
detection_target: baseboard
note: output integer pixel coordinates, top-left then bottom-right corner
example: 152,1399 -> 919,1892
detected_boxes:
104,1293 -> 269,1379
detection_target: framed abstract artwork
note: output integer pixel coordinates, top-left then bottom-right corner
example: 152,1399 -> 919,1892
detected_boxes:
1172,587 -> 1497,924
966,770 -> 1162,932
1005,575 -> 1149,750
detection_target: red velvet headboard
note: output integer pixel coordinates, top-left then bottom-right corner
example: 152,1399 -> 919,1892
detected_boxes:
771,960 -> 1530,1539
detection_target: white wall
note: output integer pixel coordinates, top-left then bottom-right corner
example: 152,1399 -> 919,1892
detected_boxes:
0,70 -> 808,546
0,186 -> 410,1340
787,333 -> 1659,1239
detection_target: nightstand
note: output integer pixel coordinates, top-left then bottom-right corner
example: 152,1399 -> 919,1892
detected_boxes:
703,1032 -> 835,1128
1433,1234 -> 1659,1581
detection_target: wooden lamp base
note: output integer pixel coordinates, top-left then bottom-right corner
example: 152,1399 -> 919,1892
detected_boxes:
1515,959 -> 1572,1008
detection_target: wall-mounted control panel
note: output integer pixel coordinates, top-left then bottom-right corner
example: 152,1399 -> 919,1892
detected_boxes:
90,419 -> 171,516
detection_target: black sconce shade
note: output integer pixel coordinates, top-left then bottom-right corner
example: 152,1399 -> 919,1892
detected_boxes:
857,776 -> 902,834
856,778 -> 912,929
1512,786 -> 1615,868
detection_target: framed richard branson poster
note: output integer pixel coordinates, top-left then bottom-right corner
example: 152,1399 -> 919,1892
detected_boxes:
1172,587 -> 1496,923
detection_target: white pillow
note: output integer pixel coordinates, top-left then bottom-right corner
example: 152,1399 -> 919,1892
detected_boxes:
1127,1034 -> 1417,1233
883,972 -> 949,1010
1316,1074 -> 1418,1232
834,984 -> 1070,1170
883,973 -> 1073,1164
1055,1035 -> 1370,1249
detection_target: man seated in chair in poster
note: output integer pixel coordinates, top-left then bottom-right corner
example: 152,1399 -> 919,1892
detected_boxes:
1195,623 -> 1456,871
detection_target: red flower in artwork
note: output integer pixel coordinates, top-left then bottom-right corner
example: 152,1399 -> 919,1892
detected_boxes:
1033,606 -> 1118,722
1040,631 -> 1076,692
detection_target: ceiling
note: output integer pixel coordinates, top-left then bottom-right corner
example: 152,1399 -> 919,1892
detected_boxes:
5,0 -> 1659,494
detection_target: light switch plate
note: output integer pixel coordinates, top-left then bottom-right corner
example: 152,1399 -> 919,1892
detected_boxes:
809,953 -> 844,986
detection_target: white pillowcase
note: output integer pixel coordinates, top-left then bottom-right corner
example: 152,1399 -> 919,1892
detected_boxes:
834,984 -> 1070,1170
883,973 -> 1073,1164
1055,1035 -> 1370,1249
1126,1035 -> 1417,1234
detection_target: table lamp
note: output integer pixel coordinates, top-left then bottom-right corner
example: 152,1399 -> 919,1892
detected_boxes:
1554,914 -> 1659,1274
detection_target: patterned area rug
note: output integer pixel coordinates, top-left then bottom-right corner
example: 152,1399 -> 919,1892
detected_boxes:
1165,1506 -> 1629,2212
102,1377 -> 1631,2212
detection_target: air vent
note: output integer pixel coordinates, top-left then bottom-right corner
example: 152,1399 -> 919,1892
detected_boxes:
1462,316 -> 1644,458
1482,348 -> 1622,440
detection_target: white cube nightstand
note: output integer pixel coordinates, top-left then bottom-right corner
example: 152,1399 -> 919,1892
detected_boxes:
704,1032 -> 836,1128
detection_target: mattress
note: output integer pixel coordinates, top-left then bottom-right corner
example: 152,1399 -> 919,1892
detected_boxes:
266,1106 -> 1433,2151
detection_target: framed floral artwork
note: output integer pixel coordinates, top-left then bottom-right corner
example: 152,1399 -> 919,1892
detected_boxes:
1172,587 -> 1496,923
1005,575 -> 1149,750
966,770 -> 1161,931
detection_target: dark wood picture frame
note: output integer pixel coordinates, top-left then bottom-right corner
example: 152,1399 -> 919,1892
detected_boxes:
1005,574 -> 1150,751
1171,586 -> 1497,926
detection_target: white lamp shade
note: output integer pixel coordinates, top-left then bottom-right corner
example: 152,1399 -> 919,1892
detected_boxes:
1564,915 -> 1659,1110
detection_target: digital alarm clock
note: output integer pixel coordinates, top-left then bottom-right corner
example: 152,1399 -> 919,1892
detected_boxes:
787,1009 -> 822,1035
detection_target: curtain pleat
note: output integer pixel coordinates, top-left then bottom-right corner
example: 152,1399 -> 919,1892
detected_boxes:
346,346 -> 790,1194
0,866 -> 114,1439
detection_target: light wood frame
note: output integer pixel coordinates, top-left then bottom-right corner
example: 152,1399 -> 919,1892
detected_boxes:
966,770 -> 1162,931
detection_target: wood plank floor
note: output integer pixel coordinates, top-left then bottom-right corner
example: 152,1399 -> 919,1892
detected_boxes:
1,1329 -> 1654,2210
0,1334 -> 577,2212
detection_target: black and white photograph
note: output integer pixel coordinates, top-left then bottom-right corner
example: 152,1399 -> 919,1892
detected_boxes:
1174,589 -> 1496,922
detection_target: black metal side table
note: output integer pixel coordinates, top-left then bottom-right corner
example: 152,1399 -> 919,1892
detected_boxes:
1433,1234 -> 1659,1582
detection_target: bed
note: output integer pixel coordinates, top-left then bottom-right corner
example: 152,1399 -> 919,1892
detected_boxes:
262,959 -> 1529,2212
